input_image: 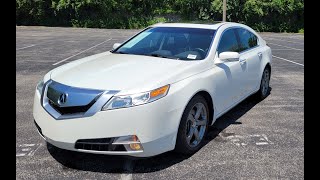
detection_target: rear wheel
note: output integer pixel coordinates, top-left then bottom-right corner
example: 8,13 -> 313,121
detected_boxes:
175,95 -> 209,155
256,67 -> 271,99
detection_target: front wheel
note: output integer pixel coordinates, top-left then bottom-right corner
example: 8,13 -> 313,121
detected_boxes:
175,95 -> 209,155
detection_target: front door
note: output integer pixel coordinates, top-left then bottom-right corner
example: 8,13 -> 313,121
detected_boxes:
214,28 -> 248,113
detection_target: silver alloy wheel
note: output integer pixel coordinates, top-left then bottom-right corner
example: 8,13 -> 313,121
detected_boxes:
261,69 -> 270,96
185,103 -> 207,147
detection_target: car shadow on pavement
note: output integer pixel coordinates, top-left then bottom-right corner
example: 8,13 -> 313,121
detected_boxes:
48,89 -> 271,173
205,91 -> 270,142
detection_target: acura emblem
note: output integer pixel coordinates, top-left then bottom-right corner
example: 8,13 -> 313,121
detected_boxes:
58,93 -> 68,105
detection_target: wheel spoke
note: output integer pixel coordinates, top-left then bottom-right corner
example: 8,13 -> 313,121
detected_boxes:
185,102 -> 208,147
194,128 -> 200,141
188,114 -> 196,123
194,104 -> 203,119
196,119 -> 206,126
186,127 -> 194,144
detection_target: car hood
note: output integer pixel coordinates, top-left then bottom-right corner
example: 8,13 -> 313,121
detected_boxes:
50,52 -> 203,95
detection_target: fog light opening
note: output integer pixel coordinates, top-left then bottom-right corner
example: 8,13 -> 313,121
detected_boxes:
113,135 -> 143,151
129,143 -> 142,150
129,135 -> 142,151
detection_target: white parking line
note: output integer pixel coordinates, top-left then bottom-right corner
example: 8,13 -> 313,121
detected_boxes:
272,55 -> 304,67
16,143 -> 42,157
120,173 -> 133,180
256,142 -> 269,145
286,36 -> 304,40
262,35 -> 304,40
16,44 -> 36,50
271,49 -> 299,51
264,37 -> 304,45
268,43 -> 304,51
16,153 -> 27,157
225,134 -> 273,147
120,160 -> 133,180
53,38 -> 112,65
21,144 -> 35,147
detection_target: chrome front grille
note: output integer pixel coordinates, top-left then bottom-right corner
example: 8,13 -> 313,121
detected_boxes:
48,99 -> 95,115
46,81 -> 103,107
41,80 -> 119,120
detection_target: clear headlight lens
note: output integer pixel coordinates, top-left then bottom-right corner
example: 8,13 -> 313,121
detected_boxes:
36,80 -> 44,95
102,84 -> 170,110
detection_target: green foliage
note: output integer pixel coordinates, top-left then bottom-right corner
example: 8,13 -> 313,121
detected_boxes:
16,0 -> 304,32
241,0 -> 304,32
298,28 -> 304,33
16,0 -> 56,26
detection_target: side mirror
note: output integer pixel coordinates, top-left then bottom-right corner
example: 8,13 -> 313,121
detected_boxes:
112,43 -> 121,50
219,51 -> 240,61
214,51 -> 240,64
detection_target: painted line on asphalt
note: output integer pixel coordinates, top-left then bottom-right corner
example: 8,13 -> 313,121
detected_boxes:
285,36 -> 304,40
262,35 -> 304,40
16,143 -> 42,157
271,49 -> 300,51
16,44 -> 36,50
225,134 -> 273,147
256,142 -> 269,145
268,43 -> 304,51
264,37 -> 304,45
272,55 -> 304,67
120,160 -> 134,180
53,38 -> 112,65
16,153 -> 27,157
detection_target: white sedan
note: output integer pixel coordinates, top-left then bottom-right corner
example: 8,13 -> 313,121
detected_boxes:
33,22 -> 272,157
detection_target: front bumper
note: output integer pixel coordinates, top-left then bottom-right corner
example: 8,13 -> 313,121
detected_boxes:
33,89 -> 183,157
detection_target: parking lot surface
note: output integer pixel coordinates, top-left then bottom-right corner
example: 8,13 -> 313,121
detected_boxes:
16,26 -> 304,179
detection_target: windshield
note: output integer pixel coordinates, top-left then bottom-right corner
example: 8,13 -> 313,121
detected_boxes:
113,27 -> 216,60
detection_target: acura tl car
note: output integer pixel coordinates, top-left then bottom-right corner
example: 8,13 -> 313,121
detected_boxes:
33,22 -> 272,157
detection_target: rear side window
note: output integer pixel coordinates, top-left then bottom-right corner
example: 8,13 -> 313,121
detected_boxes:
217,29 -> 239,53
236,28 -> 258,52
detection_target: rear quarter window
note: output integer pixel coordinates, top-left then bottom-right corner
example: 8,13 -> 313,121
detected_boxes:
236,28 -> 258,52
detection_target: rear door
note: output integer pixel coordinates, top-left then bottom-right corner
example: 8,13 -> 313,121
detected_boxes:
235,28 -> 262,93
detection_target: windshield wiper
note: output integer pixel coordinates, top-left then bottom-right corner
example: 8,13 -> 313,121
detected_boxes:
149,53 -> 179,60
113,52 -> 178,60
149,53 -> 167,58
113,51 -> 128,54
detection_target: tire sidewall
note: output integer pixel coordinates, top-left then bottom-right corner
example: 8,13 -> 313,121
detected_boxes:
259,67 -> 270,99
175,95 -> 209,154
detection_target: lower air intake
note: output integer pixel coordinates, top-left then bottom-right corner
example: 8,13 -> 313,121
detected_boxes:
75,138 -> 126,151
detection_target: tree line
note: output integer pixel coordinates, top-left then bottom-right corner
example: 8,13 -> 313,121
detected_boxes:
16,0 -> 304,32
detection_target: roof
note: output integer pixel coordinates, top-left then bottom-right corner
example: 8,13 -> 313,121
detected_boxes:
151,22 -> 230,30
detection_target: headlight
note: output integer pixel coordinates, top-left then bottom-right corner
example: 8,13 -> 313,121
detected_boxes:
36,80 -> 44,95
102,84 -> 170,110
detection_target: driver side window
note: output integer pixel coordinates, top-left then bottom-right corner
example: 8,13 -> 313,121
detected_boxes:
217,29 -> 239,54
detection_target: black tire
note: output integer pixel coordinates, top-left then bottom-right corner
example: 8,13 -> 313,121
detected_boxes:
175,95 -> 209,155
256,66 -> 271,100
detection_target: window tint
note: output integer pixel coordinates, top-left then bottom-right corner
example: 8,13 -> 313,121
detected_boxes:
237,28 -> 258,52
115,27 -> 215,60
217,29 -> 239,53
122,31 -> 163,50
